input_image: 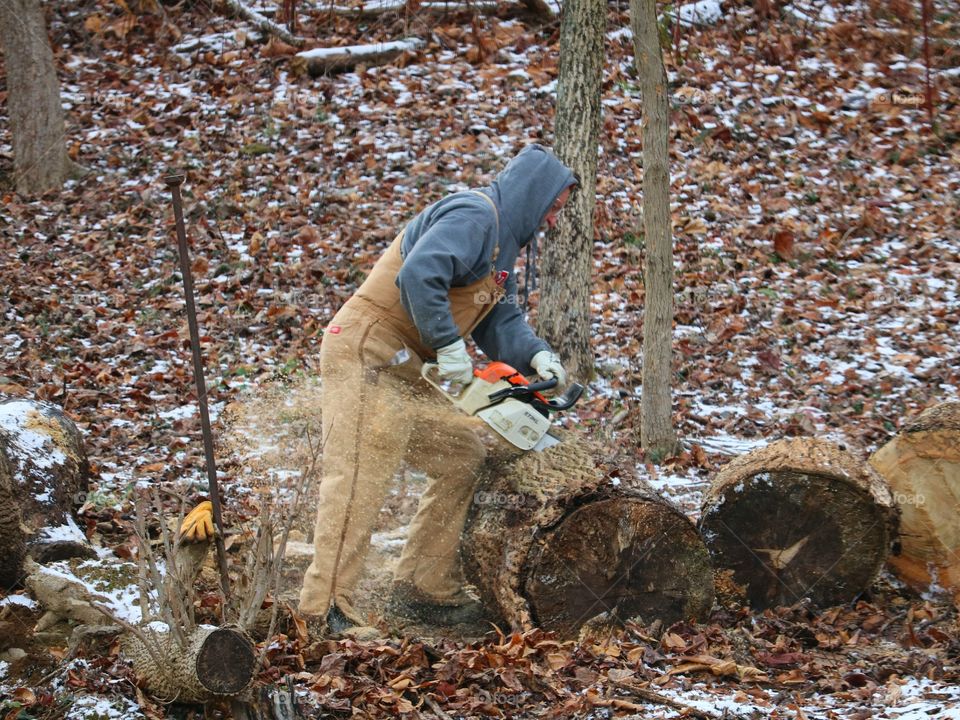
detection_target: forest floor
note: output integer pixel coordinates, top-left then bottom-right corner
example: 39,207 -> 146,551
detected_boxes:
1,0 -> 959,716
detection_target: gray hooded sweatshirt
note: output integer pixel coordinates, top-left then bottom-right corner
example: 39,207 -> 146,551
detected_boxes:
396,144 -> 577,373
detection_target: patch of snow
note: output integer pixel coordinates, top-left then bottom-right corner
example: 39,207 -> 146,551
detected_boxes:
0,594 -> 39,610
696,434 -> 768,456
64,694 -> 143,720
159,404 -> 196,421
674,0 -> 724,26
40,515 -> 89,544
42,559 -> 144,623
296,38 -> 424,61
0,401 -> 68,471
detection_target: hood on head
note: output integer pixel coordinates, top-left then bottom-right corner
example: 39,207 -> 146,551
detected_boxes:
488,144 -> 577,248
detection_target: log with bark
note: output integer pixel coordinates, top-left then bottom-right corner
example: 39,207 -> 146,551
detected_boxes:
869,401 -> 960,603
699,438 -> 898,610
122,625 -> 257,703
462,435 -> 714,638
0,398 -> 92,574
292,38 -> 425,76
0,447 -> 25,589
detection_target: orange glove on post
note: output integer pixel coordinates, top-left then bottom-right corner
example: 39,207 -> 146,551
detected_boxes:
179,500 -> 215,543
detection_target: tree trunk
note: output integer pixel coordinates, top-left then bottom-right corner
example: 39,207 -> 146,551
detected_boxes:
870,401 -> 960,603
538,0 -> 605,383
699,438 -> 898,610
123,626 -> 257,703
0,0 -> 72,195
462,434 -> 714,638
632,0 -> 677,459
0,448 -> 25,590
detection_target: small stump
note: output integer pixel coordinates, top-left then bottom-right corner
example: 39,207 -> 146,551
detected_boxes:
699,437 -> 898,609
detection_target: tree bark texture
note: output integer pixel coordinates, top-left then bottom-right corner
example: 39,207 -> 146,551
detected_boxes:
122,626 -> 257,703
699,438 -> 898,610
0,0 -> 71,194
870,401 -> 960,603
0,448 -> 25,589
538,0 -> 605,383
0,399 -> 91,568
462,434 -> 715,638
632,0 -> 677,458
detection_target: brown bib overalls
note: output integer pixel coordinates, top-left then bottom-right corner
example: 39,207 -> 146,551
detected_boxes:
299,212 -> 504,620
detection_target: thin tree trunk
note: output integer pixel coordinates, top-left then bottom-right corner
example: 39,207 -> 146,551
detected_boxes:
632,0 -> 677,459
0,0 -> 72,195
538,0 -> 605,382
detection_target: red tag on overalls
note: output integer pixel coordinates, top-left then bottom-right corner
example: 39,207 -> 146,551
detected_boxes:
327,325 -> 342,334
494,271 -> 509,287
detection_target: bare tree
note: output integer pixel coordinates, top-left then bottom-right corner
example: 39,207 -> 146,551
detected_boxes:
539,0 -> 606,382
631,0 -> 678,458
0,0 -> 75,194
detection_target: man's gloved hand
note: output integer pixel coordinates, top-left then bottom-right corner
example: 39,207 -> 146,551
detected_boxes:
436,338 -> 474,384
531,350 -> 567,387
179,500 -> 214,543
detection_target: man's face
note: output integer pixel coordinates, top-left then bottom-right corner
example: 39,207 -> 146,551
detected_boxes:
544,187 -> 572,229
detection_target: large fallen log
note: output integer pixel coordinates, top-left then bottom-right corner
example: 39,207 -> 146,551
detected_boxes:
122,625 -> 257,703
869,401 -> 960,603
699,438 -> 898,610
319,0 -> 555,18
462,435 -> 714,637
292,38 -> 425,76
0,398 -> 92,569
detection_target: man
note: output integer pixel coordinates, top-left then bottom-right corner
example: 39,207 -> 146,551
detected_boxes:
299,144 -> 577,635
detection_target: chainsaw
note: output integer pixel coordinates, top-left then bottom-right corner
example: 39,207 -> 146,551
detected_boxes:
422,361 -> 584,451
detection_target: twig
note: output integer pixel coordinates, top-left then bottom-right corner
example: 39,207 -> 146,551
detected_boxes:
920,0 -> 935,126
423,694 -> 454,720
612,678 -> 721,720
217,0 -> 305,45
134,494 -> 180,646
153,486 -> 191,647
91,602 -> 167,672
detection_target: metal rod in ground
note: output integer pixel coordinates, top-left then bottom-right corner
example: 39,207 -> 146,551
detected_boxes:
165,174 -> 231,606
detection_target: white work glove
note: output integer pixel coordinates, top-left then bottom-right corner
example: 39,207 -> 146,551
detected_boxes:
436,338 -> 474,384
530,350 -> 566,387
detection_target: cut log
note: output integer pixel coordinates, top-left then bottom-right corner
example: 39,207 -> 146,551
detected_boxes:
699,438 -> 898,610
0,398 -> 91,563
869,401 -> 960,603
292,38 -> 425,76
123,625 -> 257,703
462,435 -> 714,638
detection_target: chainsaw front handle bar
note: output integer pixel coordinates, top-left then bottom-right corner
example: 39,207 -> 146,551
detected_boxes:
486,378 -> 585,413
